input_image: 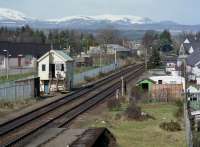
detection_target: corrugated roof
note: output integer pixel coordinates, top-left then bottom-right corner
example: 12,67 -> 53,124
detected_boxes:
54,50 -> 73,61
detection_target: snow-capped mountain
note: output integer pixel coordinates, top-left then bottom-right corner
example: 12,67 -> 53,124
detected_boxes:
49,15 -> 153,24
0,8 -> 29,22
0,8 -> 200,32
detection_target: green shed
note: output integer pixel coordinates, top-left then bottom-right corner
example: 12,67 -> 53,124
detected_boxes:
136,79 -> 156,92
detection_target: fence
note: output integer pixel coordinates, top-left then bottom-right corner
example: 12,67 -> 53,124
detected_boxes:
0,63 -> 124,101
151,84 -> 183,101
0,77 -> 39,102
73,63 -> 122,86
184,103 -> 193,147
0,67 -> 35,76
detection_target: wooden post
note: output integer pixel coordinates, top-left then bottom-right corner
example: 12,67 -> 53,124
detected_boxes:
116,89 -> 119,100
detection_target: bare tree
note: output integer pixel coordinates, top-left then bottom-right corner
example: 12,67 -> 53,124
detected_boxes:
96,27 -> 122,45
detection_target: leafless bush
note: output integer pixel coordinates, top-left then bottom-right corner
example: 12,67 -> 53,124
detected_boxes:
125,102 -> 142,120
115,113 -> 122,120
84,76 -> 96,82
98,72 -> 107,78
174,100 -> 184,119
159,120 -> 181,132
130,86 -> 144,101
107,98 -> 121,111
125,102 -> 155,121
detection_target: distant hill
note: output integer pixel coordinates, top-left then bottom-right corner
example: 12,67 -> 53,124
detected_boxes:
0,8 -> 200,32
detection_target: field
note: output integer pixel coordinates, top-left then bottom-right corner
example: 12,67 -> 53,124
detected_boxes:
71,102 -> 186,147
0,72 -> 34,84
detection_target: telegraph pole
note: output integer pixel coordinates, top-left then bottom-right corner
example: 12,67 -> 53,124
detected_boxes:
121,76 -> 124,97
145,47 -> 148,70
3,50 -> 9,79
114,48 -> 117,69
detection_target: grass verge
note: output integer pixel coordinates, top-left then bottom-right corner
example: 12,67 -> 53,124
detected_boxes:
74,103 -> 186,147
0,72 -> 34,84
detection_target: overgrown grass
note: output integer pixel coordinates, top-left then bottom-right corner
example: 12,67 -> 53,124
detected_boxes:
0,72 -> 34,84
74,66 -> 99,74
0,99 -> 37,117
77,103 -> 186,147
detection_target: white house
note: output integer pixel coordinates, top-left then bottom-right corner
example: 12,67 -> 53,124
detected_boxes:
186,49 -> 200,84
37,49 -> 74,94
165,62 -> 177,73
149,75 -> 185,91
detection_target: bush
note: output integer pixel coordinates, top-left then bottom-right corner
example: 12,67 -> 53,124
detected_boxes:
174,100 -> 184,119
115,113 -> 122,120
119,96 -> 126,103
125,102 -> 142,120
84,76 -> 96,82
107,98 -> 121,111
159,120 -> 181,132
130,86 -> 145,101
98,72 -> 107,78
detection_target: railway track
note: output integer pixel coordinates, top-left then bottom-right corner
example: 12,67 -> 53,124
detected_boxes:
0,63 -> 144,147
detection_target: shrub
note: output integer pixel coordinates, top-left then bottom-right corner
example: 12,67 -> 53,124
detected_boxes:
174,100 -> 184,119
125,102 -> 142,120
98,72 -> 107,78
159,120 -> 181,132
84,76 -> 96,82
119,96 -> 126,103
175,100 -> 184,108
107,98 -> 121,111
115,113 -> 122,120
130,86 -> 144,101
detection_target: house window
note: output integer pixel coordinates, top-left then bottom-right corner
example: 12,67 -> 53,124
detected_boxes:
56,64 -> 64,71
42,64 -> 46,71
61,64 -> 64,71
158,80 -> 162,84
56,64 -> 61,70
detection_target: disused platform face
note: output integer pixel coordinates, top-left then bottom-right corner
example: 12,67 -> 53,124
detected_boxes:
26,128 -> 116,147
70,128 -> 116,147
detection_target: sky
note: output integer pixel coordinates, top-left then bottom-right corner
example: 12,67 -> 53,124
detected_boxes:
0,0 -> 199,25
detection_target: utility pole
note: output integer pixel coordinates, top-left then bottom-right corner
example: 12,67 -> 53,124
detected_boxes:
145,47 -> 148,70
114,48 -> 117,69
3,50 -> 9,79
99,52 -> 102,67
121,76 -> 124,97
184,58 -> 188,101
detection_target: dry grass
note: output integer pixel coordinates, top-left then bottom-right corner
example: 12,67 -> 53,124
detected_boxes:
0,99 -> 37,117
72,103 -> 186,147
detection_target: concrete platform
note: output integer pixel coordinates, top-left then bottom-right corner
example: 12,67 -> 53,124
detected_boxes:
25,128 -> 116,147
26,128 -> 86,147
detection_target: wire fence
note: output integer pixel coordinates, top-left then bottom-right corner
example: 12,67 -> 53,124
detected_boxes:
184,103 -> 193,147
73,63 -> 123,86
0,67 -> 36,76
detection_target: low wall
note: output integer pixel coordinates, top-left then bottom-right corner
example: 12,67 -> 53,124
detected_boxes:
73,63 -> 122,86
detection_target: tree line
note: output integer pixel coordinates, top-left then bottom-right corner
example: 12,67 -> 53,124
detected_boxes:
0,25 -> 124,55
142,30 -> 174,69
